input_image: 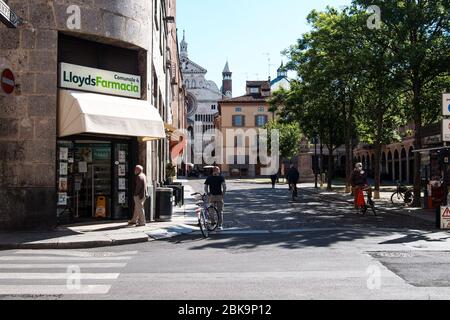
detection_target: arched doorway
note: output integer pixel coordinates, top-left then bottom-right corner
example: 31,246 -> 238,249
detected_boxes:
401,148 -> 407,183
381,152 -> 387,181
388,151 -> 393,181
409,147 -> 414,184
394,150 -> 400,181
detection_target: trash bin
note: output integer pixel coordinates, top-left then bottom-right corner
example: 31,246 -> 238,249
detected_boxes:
155,188 -> 173,222
165,185 -> 184,207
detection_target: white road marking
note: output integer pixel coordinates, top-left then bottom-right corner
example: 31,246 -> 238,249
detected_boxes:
0,263 -> 127,269
0,285 -> 111,295
13,250 -> 138,257
0,256 -> 132,261
0,273 -> 120,280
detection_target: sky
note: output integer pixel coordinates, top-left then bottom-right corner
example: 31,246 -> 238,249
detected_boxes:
177,0 -> 351,97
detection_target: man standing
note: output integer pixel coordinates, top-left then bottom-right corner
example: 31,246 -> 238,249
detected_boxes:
286,164 -> 300,198
204,166 -> 227,231
129,165 -> 148,227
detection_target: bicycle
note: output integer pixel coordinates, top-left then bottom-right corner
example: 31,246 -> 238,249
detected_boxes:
355,187 -> 377,216
391,183 -> 414,207
191,192 -> 219,238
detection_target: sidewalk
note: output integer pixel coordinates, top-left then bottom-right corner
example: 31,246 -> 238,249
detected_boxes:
0,181 -> 198,250
300,183 -> 437,224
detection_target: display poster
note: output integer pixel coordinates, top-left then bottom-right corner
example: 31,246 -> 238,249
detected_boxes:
78,161 -> 88,173
59,162 -> 68,176
118,164 -> 126,177
59,147 -> 68,161
58,177 -> 68,192
119,151 -> 126,163
118,192 -> 126,204
58,193 -> 67,206
119,178 -> 126,190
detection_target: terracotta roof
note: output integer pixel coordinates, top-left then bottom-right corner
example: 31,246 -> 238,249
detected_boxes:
246,81 -> 271,90
219,94 -> 269,103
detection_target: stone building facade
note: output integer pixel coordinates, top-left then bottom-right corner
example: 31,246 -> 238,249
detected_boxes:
179,33 -> 226,166
0,0 -> 183,230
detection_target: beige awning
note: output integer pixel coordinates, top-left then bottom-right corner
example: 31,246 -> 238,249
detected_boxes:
58,89 -> 165,140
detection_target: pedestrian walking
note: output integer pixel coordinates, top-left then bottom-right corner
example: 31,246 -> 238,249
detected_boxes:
204,166 -> 227,231
286,164 -> 300,198
129,165 -> 148,227
351,163 -> 371,208
270,172 -> 278,189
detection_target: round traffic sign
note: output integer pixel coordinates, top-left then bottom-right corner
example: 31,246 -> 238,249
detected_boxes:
1,69 -> 15,94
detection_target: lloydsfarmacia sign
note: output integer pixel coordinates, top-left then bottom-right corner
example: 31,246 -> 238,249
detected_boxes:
60,63 -> 141,99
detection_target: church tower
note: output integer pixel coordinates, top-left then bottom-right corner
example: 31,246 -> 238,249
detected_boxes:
277,61 -> 287,78
222,61 -> 232,98
180,30 -> 188,59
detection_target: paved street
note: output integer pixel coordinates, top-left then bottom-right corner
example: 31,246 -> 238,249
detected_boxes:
1,179 -> 450,300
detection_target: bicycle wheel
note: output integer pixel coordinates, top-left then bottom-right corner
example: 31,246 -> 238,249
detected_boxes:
206,206 -> 219,231
391,192 -> 405,206
404,192 -> 414,207
199,211 -> 209,238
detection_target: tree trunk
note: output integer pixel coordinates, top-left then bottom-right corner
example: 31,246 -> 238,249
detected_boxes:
374,142 -> 382,200
320,133 -> 324,188
412,75 -> 423,208
345,139 -> 353,194
344,99 -> 354,194
327,147 -> 334,191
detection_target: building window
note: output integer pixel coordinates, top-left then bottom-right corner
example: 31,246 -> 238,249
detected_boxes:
235,107 -> 242,112
258,107 -> 265,112
232,115 -> 245,127
255,115 -> 268,127
211,105 -> 216,110
250,87 -> 259,94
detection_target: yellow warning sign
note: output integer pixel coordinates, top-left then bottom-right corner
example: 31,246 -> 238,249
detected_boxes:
95,196 -> 107,218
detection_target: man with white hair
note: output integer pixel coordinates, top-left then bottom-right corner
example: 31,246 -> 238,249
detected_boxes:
129,165 -> 148,227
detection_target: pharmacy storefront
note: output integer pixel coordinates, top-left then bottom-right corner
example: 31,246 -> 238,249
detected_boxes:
56,40 -> 164,223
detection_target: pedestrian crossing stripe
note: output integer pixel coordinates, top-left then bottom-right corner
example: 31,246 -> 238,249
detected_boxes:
0,250 -> 137,296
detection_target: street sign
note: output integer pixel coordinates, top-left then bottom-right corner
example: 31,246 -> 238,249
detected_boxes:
443,93 -> 450,116
0,0 -> 20,28
1,68 -> 15,94
443,119 -> 450,142
440,207 -> 450,230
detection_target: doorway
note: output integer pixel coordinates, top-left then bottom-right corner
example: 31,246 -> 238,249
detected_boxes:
57,138 -> 135,224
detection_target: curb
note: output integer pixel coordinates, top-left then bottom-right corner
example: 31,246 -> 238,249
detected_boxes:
0,236 -> 150,251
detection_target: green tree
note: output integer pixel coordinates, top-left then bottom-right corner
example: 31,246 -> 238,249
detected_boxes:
355,0 -> 450,206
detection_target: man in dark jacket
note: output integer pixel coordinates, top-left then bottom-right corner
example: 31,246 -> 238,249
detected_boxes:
286,164 -> 300,198
205,166 -> 227,231
129,165 -> 148,227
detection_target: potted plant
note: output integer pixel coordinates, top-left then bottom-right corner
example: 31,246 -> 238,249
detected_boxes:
166,163 -> 176,184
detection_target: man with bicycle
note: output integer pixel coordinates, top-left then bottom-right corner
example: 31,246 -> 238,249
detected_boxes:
204,166 -> 227,231
286,164 -> 300,198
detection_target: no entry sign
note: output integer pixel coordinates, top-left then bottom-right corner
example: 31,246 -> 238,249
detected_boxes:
1,69 -> 15,94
